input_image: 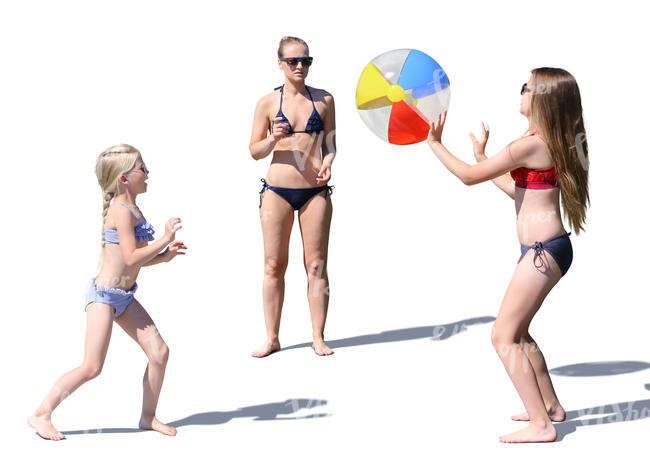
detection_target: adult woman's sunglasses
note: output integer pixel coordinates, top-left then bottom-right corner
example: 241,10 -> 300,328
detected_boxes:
521,83 -> 531,95
280,56 -> 313,67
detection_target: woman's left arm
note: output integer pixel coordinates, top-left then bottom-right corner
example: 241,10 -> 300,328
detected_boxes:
427,111 -> 528,186
317,92 -> 336,184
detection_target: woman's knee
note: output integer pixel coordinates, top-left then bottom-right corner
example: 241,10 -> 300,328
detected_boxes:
264,258 -> 288,278
490,324 -> 519,351
304,257 -> 326,280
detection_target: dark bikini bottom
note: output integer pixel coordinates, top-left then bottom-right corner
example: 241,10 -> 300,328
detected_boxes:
259,178 -> 334,210
520,232 -> 573,276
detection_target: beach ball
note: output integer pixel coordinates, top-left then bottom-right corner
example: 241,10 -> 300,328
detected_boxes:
356,49 -> 450,145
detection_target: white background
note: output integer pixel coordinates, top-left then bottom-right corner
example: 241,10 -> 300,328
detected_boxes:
1,0 -> 648,460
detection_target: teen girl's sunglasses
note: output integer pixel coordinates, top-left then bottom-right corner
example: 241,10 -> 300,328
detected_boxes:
521,83 -> 531,95
280,56 -> 313,67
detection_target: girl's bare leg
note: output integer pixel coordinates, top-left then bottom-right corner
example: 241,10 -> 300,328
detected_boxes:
511,333 -> 566,422
298,192 -> 333,356
115,298 -> 175,436
253,189 -> 294,357
491,249 -> 562,443
28,303 -> 115,440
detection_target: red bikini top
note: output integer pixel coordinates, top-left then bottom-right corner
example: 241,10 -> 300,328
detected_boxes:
509,132 -> 558,189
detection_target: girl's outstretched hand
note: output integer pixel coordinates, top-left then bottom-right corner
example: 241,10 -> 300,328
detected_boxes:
165,240 -> 187,261
164,217 -> 182,242
469,122 -> 490,162
427,110 -> 447,145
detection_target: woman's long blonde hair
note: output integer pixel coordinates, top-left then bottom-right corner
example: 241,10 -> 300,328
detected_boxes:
95,144 -> 140,269
530,67 -> 590,234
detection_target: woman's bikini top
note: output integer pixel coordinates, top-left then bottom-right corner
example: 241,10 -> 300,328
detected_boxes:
104,201 -> 155,245
273,84 -> 324,134
509,132 -> 558,189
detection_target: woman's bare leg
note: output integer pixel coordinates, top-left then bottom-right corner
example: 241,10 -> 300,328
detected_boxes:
491,249 -> 562,443
253,189 -> 294,357
28,303 -> 115,440
115,298 -> 175,436
298,191 -> 333,355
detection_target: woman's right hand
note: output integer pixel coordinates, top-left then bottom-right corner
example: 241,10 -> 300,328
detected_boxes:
469,122 -> 489,161
271,116 -> 290,141
164,217 -> 182,242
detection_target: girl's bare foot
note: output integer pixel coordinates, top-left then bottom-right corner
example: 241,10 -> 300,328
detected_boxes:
312,338 -> 333,356
499,422 -> 557,443
511,404 -> 566,422
252,340 -> 281,358
139,416 -> 177,436
28,414 -> 65,441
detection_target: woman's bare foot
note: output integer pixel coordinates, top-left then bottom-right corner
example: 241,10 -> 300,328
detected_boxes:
511,404 -> 566,422
28,414 -> 65,441
139,416 -> 177,436
252,340 -> 281,358
499,422 -> 557,443
312,338 -> 333,356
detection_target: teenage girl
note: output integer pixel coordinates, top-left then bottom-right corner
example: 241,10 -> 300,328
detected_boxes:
249,36 -> 336,357
426,68 -> 589,442
28,144 -> 186,440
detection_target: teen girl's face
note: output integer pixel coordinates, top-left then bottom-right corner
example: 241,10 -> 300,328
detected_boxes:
278,43 -> 310,82
520,75 -> 533,118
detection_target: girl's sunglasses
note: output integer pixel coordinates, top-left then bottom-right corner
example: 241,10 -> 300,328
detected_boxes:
521,83 -> 531,95
280,56 -> 313,67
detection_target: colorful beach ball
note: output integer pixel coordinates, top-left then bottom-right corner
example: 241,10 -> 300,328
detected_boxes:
356,49 -> 450,145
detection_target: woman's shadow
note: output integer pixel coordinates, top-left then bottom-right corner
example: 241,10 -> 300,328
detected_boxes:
62,398 -> 329,436
280,316 -> 496,351
549,361 -> 650,441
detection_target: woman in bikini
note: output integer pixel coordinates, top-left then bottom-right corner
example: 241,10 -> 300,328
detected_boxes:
28,144 -> 186,440
426,68 -> 589,442
249,36 -> 336,357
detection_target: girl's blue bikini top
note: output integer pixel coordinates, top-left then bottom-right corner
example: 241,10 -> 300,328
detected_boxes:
273,84 -> 324,134
104,201 -> 155,245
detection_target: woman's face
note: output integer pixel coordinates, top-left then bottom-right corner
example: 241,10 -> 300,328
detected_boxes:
520,75 -> 533,118
278,43 -> 310,82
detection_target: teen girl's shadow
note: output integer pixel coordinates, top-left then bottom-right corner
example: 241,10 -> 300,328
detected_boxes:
62,398 -> 328,436
549,361 -> 650,441
281,316 -> 496,352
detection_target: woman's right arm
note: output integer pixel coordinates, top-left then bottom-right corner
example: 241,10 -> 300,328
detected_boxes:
249,96 -> 285,160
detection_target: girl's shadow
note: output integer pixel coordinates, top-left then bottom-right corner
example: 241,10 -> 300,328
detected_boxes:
62,398 -> 328,436
549,361 -> 650,441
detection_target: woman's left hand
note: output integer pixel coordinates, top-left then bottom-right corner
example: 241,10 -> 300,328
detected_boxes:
316,164 -> 332,184
427,110 -> 447,145
165,240 -> 187,261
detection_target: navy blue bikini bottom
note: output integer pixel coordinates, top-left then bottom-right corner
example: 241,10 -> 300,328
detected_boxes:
259,178 -> 334,210
520,232 -> 573,276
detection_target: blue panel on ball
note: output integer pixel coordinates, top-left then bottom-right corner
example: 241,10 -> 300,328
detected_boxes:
397,49 -> 450,99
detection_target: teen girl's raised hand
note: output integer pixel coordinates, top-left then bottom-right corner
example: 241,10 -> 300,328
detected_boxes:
427,110 -> 448,145
469,122 -> 490,162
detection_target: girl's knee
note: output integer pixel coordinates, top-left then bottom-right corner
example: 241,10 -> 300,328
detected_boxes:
147,342 -> 169,365
79,361 -> 103,380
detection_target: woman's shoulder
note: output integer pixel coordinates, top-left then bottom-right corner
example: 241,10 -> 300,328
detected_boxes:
307,86 -> 333,100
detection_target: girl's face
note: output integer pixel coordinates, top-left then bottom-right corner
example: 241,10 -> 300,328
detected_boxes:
278,43 -> 310,82
520,75 -> 533,118
122,157 -> 149,195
